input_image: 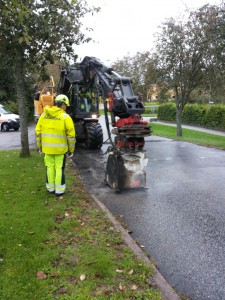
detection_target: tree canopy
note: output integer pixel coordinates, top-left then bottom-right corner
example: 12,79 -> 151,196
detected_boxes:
112,51 -> 152,97
0,0 -> 96,65
0,0 -> 98,156
154,3 -> 224,135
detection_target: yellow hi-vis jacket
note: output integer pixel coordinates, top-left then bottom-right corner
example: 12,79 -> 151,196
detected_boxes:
35,106 -> 75,155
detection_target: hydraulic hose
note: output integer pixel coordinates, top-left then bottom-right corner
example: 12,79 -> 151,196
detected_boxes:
104,99 -> 116,150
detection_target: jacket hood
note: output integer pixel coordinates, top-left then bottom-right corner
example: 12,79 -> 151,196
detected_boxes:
44,106 -> 64,117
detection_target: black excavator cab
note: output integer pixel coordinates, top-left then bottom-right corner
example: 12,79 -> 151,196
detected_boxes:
58,66 -> 103,149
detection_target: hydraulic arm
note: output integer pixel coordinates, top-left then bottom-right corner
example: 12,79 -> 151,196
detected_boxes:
78,56 -> 151,191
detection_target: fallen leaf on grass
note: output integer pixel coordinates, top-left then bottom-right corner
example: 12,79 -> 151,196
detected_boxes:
65,259 -> 78,266
116,269 -> 123,273
95,273 -> 104,279
80,274 -> 86,281
36,271 -> 47,279
95,286 -> 111,296
55,215 -> 64,223
69,277 -> 78,284
128,269 -> 134,275
50,273 -> 59,277
58,288 -> 67,294
119,283 -> 126,291
131,284 -> 138,290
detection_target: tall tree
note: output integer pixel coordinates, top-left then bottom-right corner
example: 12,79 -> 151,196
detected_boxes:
112,51 -> 152,98
0,39 -> 16,103
154,4 -> 224,136
0,0 -> 97,156
144,58 -> 172,102
192,3 -> 225,103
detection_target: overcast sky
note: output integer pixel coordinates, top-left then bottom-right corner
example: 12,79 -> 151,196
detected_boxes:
75,0 -> 223,64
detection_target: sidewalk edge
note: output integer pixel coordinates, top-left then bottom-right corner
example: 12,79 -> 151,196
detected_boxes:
91,193 -> 181,300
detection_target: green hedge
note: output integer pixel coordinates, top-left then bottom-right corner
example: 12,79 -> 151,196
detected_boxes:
158,103 -> 225,130
157,103 -> 176,121
144,106 -> 158,114
182,104 -> 208,126
204,105 -> 225,129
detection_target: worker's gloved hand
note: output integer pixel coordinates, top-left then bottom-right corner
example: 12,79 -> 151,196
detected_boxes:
67,152 -> 74,158
38,149 -> 43,154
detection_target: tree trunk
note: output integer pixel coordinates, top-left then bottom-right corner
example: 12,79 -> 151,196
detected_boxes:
14,48 -> 30,157
176,106 -> 182,136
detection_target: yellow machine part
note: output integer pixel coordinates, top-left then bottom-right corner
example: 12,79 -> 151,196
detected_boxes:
34,100 -> 42,116
34,77 -> 55,121
40,94 -> 54,107
34,94 -> 54,120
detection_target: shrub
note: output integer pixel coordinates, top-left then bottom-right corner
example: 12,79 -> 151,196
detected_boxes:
144,106 -> 158,114
158,103 -> 225,130
182,104 -> 207,126
205,105 -> 225,130
157,103 -> 176,121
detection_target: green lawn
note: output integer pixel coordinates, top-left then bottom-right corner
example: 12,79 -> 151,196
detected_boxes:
150,122 -> 225,150
0,150 -> 161,300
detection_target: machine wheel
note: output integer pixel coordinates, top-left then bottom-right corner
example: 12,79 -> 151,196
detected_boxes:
105,152 -> 121,192
14,128 -> 19,131
1,123 -> 10,132
85,122 -> 103,149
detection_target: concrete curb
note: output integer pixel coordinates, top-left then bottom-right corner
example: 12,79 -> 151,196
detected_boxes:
90,193 -> 181,300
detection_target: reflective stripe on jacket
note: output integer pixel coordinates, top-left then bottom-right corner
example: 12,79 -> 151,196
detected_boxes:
35,106 -> 75,154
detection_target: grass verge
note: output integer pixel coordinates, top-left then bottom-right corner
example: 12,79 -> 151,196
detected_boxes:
0,150 -> 161,300
150,123 -> 225,150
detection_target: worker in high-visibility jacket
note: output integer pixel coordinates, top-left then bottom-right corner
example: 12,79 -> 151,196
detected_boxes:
35,94 -> 75,197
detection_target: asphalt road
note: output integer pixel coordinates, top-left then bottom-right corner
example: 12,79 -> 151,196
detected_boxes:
2,119 -> 225,300
73,118 -> 225,300
0,123 -> 36,150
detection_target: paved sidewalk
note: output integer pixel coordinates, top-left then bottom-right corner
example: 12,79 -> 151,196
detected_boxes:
143,118 -> 225,137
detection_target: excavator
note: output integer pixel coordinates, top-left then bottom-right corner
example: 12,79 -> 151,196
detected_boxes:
34,56 -> 151,191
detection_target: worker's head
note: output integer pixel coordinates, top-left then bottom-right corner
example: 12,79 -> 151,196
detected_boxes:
55,94 -> 70,110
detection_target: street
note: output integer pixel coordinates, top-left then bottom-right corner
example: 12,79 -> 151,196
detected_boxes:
0,123 -> 36,150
